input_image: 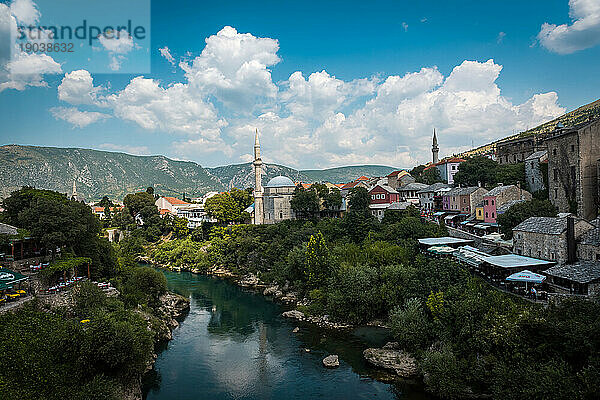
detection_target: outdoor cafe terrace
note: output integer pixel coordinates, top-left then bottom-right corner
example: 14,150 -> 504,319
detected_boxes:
419,238 -> 557,301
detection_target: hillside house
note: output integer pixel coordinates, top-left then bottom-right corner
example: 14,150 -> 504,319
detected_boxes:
483,184 -> 532,223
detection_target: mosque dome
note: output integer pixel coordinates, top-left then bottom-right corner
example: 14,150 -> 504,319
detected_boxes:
265,175 -> 295,187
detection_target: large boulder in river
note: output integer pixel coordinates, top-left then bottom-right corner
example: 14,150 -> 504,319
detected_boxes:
322,355 -> 339,368
363,344 -> 418,378
282,310 -> 305,320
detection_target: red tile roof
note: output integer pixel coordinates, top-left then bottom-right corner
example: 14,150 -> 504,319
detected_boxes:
356,176 -> 369,181
163,197 -> 189,205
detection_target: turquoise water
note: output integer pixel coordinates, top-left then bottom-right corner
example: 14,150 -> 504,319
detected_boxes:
143,270 -> 430,400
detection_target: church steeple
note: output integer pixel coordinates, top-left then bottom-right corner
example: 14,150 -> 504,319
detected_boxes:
432,129 -> 439,164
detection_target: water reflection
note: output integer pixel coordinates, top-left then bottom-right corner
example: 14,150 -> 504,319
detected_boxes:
143,270 -> 430,400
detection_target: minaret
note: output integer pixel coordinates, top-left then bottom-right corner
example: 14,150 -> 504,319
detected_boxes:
72,179 -> 78,199
253,129 -> 264,224
432,129 -> 439,164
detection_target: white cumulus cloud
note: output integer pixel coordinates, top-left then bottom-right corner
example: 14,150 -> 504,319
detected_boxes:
50,106 -> 110,128
538,0 -> 600,54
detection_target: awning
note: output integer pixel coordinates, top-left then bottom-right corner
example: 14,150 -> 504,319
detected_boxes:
506,270 -> 546,284
0,268 -> 29,290
474,224 -> 491,230
445,215 -> 459,221
432,212 -> 445,216
428,245 -> 456,255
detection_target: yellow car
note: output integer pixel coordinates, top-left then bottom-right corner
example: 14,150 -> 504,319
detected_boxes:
16,290 -> 26,295
6,293 -> 20,299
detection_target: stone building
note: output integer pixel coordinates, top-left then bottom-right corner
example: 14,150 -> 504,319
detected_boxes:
386,170 -> 415,190
545,118 -> 600,221
483,184 -> 532,223
496,135 -> 547,165
425,157 -> 465,185
262,176 -> 296,224
513,215 -> 594,263
543,261 -> 600,297
578,218 -> 600,261
252,130 -> 296,224
524,150 -> 548,194
443,187 -> 462,212
458,187 -> 488,215
397,182 -> 428,204
417,183 -> 451,211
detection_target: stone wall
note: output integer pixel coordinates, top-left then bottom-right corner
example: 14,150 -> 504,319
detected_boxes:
525,157 -> 547,194
513,231 -> 565,261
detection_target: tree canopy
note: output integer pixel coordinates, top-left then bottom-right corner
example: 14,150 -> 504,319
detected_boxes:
497,199 -> 558,238
205,188 -> 252,224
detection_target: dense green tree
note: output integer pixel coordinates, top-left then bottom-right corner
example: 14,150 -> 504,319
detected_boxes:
496,163 -> 526,188
171,216 -> 190,238
453,156 -> 498,187
290,185 -> 320,219
205,192 -> 244,224
390,298 -> 432,351
347,186 -> 370,213
304,231 -> 330,288
497,199 -> 557,238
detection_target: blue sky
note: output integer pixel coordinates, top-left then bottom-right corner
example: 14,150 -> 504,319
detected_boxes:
1,0 -> 599,169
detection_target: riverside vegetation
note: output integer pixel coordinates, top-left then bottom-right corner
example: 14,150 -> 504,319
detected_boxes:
0,188 -> 186,400
148,188 -> 600,400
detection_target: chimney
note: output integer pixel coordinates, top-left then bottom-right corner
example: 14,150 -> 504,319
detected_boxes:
566,216 -> 576,264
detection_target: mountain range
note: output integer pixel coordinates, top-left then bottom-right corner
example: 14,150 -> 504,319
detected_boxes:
0,145 -> 397,201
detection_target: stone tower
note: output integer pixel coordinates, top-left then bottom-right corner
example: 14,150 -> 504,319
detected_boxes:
72,179 -> 78,199
432,129 -> 439,164
253,129 -> 264,225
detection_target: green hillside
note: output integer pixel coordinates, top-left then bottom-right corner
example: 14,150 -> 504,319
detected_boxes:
0,145 -> 397,201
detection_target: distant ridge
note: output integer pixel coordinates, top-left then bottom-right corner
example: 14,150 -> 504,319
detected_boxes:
458,98 -> 600,159
0,145 -> 397,200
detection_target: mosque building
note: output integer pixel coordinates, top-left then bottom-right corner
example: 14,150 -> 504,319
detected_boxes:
252,130 -> 296,225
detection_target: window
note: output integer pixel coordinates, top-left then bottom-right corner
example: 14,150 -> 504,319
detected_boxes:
279,212 -> 283,219
597,254 -> 600,261
554,188 -> 558,198
485,212 -> 488,218
492,212 -> 495,218
491,200 -> 495,206
571,166 -> 576,184
571,144 -> 575,152
452,165 -> 456,170
553,148 -> 557,156
532,177 -> 535,184
554,169 -> 559,181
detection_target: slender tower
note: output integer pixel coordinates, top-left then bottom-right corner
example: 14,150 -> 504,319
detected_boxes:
253,129 -> 264,224
432,129 -> 439,164
72,179 -> 78,199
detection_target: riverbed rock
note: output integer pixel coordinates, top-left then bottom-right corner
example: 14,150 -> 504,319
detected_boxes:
322,355 -> 340,368
282,310 -> 305,320
363,345 -> 418,378
292,327 -> 300,333
263,285 -> 279,296
239,273 -> 260,287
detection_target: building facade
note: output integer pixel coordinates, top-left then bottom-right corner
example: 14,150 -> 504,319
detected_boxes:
513,215 -> 593,262
262,176 -> 296,224
483,184 -> 532,223
458,187 -> 488,215
417,183 -> 451,211
496,135 -> 547,165
525,150 -> 548,194
546,119 -> 600,221
386,170 -> 415,190
397,182 -> 428,204
425,157 -> 465,185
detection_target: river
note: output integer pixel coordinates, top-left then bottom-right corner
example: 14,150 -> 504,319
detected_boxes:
143,270 -> 431,400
